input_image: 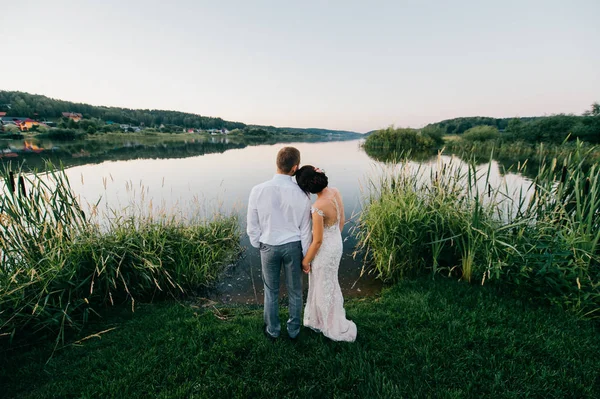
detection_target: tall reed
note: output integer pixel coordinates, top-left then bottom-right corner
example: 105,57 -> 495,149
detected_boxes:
356,143 -> 599,317
0,162 -> 240,341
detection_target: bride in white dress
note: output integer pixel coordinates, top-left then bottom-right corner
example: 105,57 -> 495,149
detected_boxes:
295,165 -> 357,342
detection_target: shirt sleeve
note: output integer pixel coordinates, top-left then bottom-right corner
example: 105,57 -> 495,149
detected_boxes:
246,187 -> 261,249
300,196 -> 312,256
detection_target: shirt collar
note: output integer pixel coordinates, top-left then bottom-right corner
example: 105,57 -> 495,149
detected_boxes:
273,174 -> 293,182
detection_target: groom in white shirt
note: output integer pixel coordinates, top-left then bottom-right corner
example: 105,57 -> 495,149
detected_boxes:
247,147 -> 312,340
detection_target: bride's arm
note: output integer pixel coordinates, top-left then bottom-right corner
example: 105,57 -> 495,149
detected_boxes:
302,211 -> 324,273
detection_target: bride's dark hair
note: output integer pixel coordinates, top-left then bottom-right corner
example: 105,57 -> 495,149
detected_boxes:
295,165 -> 328,195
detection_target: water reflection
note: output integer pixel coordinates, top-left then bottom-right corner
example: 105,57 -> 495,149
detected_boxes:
0,137 -> 247,171
362,146 -> 438,164
0,135 -> 361,171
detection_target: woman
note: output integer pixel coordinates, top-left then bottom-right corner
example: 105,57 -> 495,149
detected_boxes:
295,165 -> 357,342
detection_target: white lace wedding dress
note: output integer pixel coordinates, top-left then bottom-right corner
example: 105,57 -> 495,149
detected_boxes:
303,198 -> 357,342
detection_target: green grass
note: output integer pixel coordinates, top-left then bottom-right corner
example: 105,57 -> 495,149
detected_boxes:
1,278 -> 598,398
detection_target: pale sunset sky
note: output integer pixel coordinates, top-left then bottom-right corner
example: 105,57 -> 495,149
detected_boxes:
1,0 -> 599,132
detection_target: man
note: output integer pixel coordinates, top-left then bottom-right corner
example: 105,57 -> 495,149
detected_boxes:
247,147 -> 312,340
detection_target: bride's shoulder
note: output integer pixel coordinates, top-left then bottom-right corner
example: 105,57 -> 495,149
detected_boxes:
330,187 -> 342,198
310,198 -> 327,218
312,197 -> 328,208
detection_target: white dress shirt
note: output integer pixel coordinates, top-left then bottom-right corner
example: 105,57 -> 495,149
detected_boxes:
247,174 -> 312,256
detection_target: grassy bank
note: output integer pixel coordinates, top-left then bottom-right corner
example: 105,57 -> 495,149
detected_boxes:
356,145 -> 599,318
1,278 -> 598,398
0,164 -> 240,342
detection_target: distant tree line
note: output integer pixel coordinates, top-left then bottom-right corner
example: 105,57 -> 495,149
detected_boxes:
0,91 -> 246,130
504,113 -> 600,144
276,127 -> 362,136
429,103 -> 600,144
0,91 -> 363,138
427,116 -> 539,135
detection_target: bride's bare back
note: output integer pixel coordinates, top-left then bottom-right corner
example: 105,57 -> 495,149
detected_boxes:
311,187 -> 345,231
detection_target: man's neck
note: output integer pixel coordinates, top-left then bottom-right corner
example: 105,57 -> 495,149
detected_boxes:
276,170 -> 294,176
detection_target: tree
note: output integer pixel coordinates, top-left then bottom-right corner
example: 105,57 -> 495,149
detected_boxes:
11,96 -> 32,116
462,126 -> 500,142
79,119 -> 99,131
583,102 -> 600,117
420,126 -> 445,146
505,118 -> 523,140
67,118 -> 78,129
572,114 -> 600,143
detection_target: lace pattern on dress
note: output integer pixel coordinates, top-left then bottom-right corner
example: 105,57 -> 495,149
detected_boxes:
311,207 -> 325,217
311,198 -> 340,229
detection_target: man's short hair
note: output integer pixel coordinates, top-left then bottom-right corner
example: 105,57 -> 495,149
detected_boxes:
276,147 -> 301,173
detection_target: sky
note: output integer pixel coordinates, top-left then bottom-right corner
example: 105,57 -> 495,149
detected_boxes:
1,0 -> 599,132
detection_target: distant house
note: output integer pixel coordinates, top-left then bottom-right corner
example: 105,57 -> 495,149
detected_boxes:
0,112 -> 6,117
62,112 -> 83,122
0,117 -> 37,131
18,119 -> 39,131
14,118 -> 47,131
187,128 -> 195,133
119,124 -> 141,132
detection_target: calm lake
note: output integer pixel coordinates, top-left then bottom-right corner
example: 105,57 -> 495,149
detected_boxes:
2,137 -> 534,304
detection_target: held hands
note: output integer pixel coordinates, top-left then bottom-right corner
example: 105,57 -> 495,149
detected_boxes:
302,258 -> 311,274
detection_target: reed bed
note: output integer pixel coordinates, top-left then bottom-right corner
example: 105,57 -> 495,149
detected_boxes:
355,142 -> 600,318
363,126 -> 444,154
446,138 -> 600,169
0,163 -> 240,342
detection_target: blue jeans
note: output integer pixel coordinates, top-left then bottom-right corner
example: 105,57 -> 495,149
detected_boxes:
260,241 -> 303,338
